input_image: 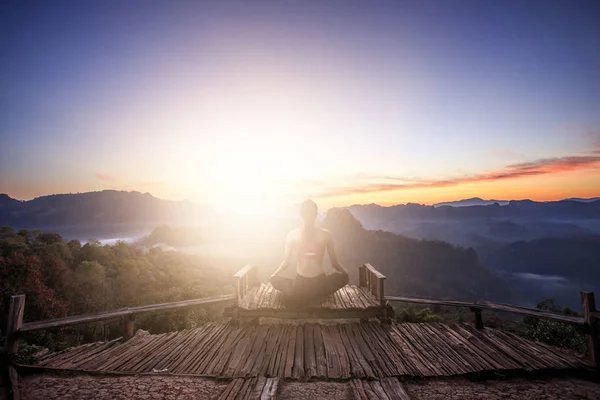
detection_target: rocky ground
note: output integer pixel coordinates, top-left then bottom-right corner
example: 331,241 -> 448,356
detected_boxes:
405,377 -> 600,400
7,373 -> 600,400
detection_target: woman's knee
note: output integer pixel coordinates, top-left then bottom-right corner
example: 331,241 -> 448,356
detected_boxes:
329,272 -> 349,290
270,276 -> 293,293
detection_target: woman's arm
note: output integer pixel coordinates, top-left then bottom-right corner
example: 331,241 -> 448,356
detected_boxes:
326,231 -> 348,276
271,231 -> 294,277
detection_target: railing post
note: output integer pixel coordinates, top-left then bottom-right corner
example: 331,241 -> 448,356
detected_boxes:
581,291 -> 599,367
359,265 -> 367,287
470,307 -> 484,330
3,295 -> 25,400
123,314 -> 135,341
378,277 -> 385,307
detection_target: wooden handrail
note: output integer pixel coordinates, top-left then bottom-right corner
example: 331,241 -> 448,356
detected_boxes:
232,264 -> 259,323
359,263 -> 386,308
385,295 -> 585,325
20,294 -> 235,333
364,263 -> 385,279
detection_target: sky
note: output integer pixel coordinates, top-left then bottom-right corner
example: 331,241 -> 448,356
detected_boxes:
1,0 -> 599,213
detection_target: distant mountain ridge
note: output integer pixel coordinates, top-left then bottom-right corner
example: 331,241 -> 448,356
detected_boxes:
433,197 -> 599,208
0,190 -> 214,238
349,198 -> 600,222
434,197 -> 509,207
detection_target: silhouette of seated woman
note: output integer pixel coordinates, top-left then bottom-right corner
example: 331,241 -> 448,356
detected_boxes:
270,199 -> 349,308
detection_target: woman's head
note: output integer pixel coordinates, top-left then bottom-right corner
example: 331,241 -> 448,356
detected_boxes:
300,199 -> 318,223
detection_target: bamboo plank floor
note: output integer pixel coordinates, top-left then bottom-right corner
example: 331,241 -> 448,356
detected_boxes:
238,284 -> 379,310
34,322 -> 592,380
217,376 -> 410,400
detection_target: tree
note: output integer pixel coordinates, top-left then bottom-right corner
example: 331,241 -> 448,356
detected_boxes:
523,299 -> 587,353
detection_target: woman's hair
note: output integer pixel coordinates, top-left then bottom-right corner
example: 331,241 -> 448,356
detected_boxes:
300,199 -> 318,219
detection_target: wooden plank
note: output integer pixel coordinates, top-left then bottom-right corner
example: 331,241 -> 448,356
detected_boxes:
321,325 -> 341,379
293,325 -> 305,380
153,327 -> 207,371
224,326 -> 255,377
369,379 -> 391,400
21,294 -> 235,332
304,324 -> 317,378
331,325 -> 352,378
403,323 -> 466,375
359,323 -> 403,376
265,325 -> 287,377
434,323 -> 504,371
249,376 -> 267,400
350,379 -> 368,400
380,377 -> 411,400
390,324 -> 440,376
313,324 -> 328,378
338,324 -> 367,378
283,325 -> 297,378
260,377 -> 278,400
192,324 -> 240,375
172,323 -> 227,373
276,325 -> 292,378
242,325 -> 271,377
449,324 -> 521,370
218,378 -> 245,400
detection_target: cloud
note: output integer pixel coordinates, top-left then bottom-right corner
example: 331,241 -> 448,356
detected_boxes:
95,173 -> 116,183
311,155 -> 600,199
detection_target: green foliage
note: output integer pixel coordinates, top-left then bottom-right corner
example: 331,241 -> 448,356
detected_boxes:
0,225 -> 229,349
139,225 -> 204,247
523,299 -> 587,353
394,306 -> 441,323
14,342 -> 43,364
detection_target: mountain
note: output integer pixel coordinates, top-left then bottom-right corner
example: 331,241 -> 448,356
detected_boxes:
0,191 -> 214,239
347,199 -> 600,250
434,197 -> 509,207
565,197 -> 600,203
322,208 -> 510,301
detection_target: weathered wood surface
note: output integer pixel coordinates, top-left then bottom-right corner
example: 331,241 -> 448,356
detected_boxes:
385,296 -> 585,325
581,291 -> 599,366
239,283 -> 379,311
351,377 -> 410,400
3,295 -> 25,400
21,294 -> 235,332
32,322 -> 592,379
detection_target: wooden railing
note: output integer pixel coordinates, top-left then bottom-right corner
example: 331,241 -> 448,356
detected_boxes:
2,293 -> 235,399
385,291 -> 599,367
233,264 -> 259,304
359,263 -> 386,307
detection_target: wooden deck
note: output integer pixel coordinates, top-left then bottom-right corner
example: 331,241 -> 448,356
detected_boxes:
31,321 -> 592,380
236,283 -> 385,320
232,264 -> 390,320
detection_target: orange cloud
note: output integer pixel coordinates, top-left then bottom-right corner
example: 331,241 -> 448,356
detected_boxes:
95,173 -> 116,183
312,155 -> 600,199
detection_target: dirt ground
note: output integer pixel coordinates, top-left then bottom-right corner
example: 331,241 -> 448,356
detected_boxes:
404,378 -> 600,400
10,373 -> 600,400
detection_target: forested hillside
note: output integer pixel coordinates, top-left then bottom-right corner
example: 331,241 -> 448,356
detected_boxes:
323,209 -> 510,301
0,226 -> 230,348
